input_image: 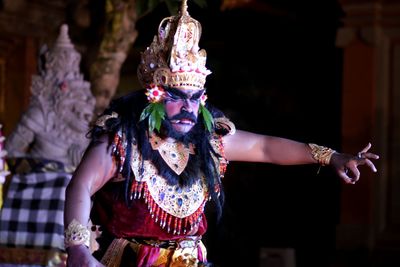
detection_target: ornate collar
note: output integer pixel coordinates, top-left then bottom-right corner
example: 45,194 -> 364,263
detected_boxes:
149,133 -> 195,175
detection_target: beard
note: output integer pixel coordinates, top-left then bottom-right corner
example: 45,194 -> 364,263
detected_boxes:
137,110 -> 212,187
160,110 -> 201,145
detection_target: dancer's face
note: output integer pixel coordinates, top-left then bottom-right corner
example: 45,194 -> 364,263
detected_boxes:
164,88 -> 204,134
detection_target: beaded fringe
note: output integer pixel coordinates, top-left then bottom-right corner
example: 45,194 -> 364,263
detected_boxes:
130,181 -> 206,235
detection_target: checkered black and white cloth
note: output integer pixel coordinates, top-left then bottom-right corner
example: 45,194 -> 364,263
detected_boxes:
0,158 -> 72,250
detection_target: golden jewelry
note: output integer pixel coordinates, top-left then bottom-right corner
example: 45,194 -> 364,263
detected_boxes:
64,219 -> 90,248
95,111 -> 119,128
149,133 -> 195,175
137,0 -> 211,91
308,143 -> 336,166
214,117 -> 236,135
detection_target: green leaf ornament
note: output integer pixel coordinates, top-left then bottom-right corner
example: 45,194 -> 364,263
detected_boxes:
199,104 -> 214,132
140,102 -> 165,133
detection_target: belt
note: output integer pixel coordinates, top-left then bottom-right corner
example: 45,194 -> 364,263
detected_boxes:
130,236 -> 202,249
101,236 -> 205,267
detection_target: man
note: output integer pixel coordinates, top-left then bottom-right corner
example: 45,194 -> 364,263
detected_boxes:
64,1 -> 379,266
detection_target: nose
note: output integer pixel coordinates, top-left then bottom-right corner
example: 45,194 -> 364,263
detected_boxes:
181,99 -> 193,112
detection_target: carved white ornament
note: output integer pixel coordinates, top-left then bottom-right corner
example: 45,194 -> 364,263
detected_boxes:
5,24 -> 95,170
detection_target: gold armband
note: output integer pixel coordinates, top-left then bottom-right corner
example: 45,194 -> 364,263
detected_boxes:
95,111 -> 119,128
214,116 -> 236,135
308,143 -> 336,166
64,219 -> 90,249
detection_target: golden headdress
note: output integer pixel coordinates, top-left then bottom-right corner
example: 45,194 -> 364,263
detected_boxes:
137,0 -> 211,90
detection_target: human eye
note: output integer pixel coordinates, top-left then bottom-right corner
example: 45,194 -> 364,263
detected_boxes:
165,92 -> 181,102
190,94 -> 202,104
190,98 -> 200,104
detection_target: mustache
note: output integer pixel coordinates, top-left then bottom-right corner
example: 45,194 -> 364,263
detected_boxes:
169,111 -> 197,123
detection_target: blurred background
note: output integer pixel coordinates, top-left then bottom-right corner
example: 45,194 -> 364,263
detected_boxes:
0,0 -> 398,266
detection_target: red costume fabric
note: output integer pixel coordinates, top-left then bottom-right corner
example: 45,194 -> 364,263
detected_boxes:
92,183 -> 208,240
90,130 -> 228,266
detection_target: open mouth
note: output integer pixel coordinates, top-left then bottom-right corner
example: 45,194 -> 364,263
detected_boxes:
170,119 -> 195,125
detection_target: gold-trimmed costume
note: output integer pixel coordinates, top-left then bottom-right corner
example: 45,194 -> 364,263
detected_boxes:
87,1 -> 237,266
130,137 -> 208,235
91,111 -> 235,266
149,133 -> 195,175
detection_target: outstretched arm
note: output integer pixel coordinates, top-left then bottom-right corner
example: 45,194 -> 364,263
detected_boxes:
223,129 -> 379,184
64,134 -> 116,267
223,130 -> 315,164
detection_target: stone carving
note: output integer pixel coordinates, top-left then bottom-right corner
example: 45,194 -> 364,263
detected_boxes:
5,24 -> 95,170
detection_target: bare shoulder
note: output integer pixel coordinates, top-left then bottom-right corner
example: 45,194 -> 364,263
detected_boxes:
71,133 -> 116,194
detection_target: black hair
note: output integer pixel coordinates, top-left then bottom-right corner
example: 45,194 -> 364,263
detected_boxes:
89,89 -> 227,220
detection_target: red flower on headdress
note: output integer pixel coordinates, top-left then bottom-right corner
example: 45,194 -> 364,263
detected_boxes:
145,85 -> 165,103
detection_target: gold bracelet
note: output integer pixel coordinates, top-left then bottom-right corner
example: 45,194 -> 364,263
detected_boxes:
64,219 -> 90,249
308,143 -> 336,166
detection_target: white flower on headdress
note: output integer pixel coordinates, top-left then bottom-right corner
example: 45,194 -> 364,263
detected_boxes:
145,85 -> 165,103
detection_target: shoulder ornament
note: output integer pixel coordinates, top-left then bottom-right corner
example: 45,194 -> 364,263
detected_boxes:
95,112 -> 119,129
214,116 -> 236,136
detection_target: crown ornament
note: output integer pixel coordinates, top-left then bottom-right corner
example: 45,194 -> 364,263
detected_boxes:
137,0 -> 211,90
